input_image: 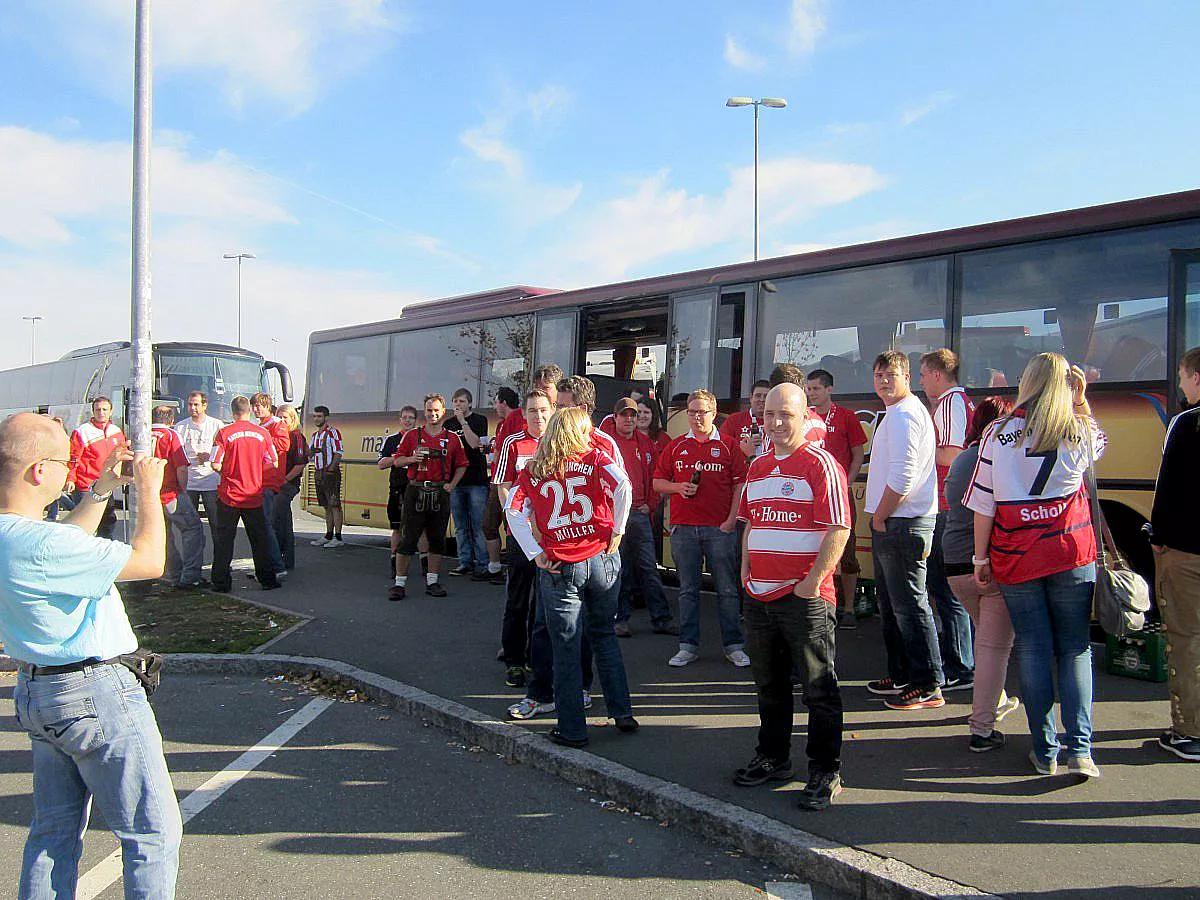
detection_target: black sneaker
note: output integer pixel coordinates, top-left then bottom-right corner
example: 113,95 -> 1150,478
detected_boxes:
732,754 -> 794,787
547,729 -> 589,749
651,620 -> 680,636
942,676 -> 975,693
614,716 -> 639,733
448,565 -> 472,576
885,686 -> 946,710
837,611 -> 858,630
1159,729 -> 1200,761
387,584 -> 406,602
488,569 -> 507,585
471,569 -> 494,582
426,581 -> 447,597
796,770 -> 843,810
505,666 -> 526,688
866,677 -> 908,696
969,731 -> 1005,753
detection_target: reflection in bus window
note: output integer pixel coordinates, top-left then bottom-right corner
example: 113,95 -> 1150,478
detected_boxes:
669,291 -> 715,400
755,258 -> 949,394
959,221 -> 1200,387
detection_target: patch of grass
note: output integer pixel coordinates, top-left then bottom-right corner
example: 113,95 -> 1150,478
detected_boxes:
122,583 -> 304,654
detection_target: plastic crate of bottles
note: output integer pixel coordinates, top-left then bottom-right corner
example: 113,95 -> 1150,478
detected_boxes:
1105,622 -> 1168,683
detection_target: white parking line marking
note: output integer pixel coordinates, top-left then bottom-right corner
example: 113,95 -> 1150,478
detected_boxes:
76,697 -> 335,900
766,883 -> 814,900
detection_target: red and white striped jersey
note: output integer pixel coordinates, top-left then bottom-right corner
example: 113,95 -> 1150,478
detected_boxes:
309,426 -> 343,470
492,430 -> 540,487
68,419 -> 125,490
963,412 -> 1106,585
506,447 -> 631,563
737,443 -> 851,604
932,386 -> 975,511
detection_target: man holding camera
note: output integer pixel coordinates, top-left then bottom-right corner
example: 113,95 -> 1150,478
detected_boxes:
0,412 -> 182,898
389,394 -> 468,600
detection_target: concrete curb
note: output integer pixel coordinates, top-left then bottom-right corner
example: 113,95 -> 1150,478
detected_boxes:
168,652 -> 992,900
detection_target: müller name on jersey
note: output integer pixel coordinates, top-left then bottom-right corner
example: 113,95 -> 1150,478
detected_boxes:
551,523 -> 599,541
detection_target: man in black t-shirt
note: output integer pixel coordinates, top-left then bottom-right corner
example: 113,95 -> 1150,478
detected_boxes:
444,387 -> 491,577
378,406 -> 419,574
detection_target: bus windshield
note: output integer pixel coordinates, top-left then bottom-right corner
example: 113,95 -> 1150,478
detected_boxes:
155,351 -> 266,421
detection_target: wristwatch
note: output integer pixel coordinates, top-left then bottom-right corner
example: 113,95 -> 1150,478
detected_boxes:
89,487 -> 113,503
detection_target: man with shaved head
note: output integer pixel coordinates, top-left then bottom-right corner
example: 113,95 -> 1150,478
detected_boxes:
0,413 -> 182,897
733,384 -> 850,811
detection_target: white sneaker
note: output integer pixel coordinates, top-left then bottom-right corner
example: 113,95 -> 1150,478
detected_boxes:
508,697 -> 555,720
668,649 -> 699,667
582,690 -> 592,710
725,648 -> 752,668
311,538 -> 330,546
324,539 -> 345,548
1067,755 -> 1101,778
994,694 -> 1021,724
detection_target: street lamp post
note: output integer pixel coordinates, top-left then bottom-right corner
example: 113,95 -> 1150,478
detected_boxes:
725,96 -> 788,261
21,315 -> 43,365
223,252 -> 255,347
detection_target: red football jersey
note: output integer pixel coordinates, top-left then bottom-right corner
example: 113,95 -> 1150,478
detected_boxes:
490,407 -> 527,476
653,430 -> 748,527
963,412 -> 1106,584
599,421 -> 656,508
738,443 -> 851,603
492,430 -> 540,486
394,427 -> 468,483
258,415 -> 292,491
151,424 -> 189,503
811,403 -> 867,475
211,420 -> 278,509
506,447 -> 628,562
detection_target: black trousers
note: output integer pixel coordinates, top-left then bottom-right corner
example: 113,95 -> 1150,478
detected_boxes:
744,596 -> 843,775
211,499 -> 278,591
501,545 -> 538,667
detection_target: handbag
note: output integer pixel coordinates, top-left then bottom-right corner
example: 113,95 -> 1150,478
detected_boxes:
1083,429 -> 1150,637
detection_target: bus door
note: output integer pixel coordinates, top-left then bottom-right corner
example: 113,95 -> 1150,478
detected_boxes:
1169,248 -> 1200,413
581,298 -> 668,419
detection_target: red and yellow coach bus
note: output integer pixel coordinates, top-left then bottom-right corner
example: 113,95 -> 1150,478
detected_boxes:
304,189 -> 1200,581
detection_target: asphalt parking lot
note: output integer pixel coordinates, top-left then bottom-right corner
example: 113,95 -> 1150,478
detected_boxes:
0,671 -> 849,900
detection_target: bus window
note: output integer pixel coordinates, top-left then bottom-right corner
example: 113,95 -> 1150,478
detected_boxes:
309,336 -> 388,415
755,258 -> 949,394
388,320 -> 531,412
714,288 -> 747,401
582,302 -> 667,414
534,311 -> 578,375
668,290 -> 716,400
959,221 -> 1200,388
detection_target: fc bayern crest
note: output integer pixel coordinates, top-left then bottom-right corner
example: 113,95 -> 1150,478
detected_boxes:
781,481 -> 795,496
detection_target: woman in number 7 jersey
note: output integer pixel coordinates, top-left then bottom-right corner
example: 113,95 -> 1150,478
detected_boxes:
964,352 -> 1107,779
505,407 -> 639,748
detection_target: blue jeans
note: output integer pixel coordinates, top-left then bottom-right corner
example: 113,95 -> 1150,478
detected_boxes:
13,664 -> 182,899
163,493 -> 205,585
451,484 -> 489,571
617,510 -> 673,627
671,525 -> 744,652
539,553 -> 634,742
999,563 -> 1097,763
872,515 -> 945,689
928,511 -> 975,681
273,481 -> 300,569
261,489 -> 287,575
188,489 -> 220,549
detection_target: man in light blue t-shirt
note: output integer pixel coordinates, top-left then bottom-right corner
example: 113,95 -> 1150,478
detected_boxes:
0,412 -> 182,899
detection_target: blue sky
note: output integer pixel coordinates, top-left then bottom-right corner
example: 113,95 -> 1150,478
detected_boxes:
2,1 -> 1198,395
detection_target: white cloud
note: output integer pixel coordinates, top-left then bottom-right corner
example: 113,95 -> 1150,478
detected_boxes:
901,91 -> 957,127
544,156 -> 884,283
787,0 -> 828,56
0,127 -> 292,249
724,36 -> 765,72
26,0 -> 405,114
458,86 -> 583,225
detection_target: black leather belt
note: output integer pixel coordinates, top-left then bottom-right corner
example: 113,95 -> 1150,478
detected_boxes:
18,657 -> 121,677
419,481 -> 446,489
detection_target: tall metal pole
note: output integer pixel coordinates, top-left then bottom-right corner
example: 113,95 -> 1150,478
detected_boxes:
129,0 -> 154,456
753,102 -> 760,262
237,255 -> 243,347
22,315 -> 43,365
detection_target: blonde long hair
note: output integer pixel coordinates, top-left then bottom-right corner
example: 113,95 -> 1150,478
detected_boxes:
1012,352 -> 1083,453
526,407 -> 592,480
